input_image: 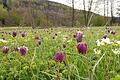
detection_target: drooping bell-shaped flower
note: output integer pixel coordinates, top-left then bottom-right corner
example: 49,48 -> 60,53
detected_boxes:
34,35 -> 39,40
21,32 -> 27,37
103,34 -> 108,39
77,42 -> 87,54
12,31 -> 17,37
111,31 -> 116,35
54,51 -> 65,63
2,46 -> 9,54
14,47 -> 20,52
19,46 -> 28,56
74,31 -> 83,43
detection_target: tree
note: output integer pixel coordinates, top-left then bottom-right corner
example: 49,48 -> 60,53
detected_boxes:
2,0 -> 11,11
43,0 -> 50,27
28,0 -> 37,29
0,5 -> 9,26
72,0 -> 75,27
104,0 -> 106,17
0,0 -> 11,26
106,0 -> 109,19
116,1 -> 120,25
110,0 -> 114,25
83,0 -> 93,27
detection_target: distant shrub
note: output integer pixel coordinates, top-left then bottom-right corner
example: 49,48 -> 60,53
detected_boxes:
92,16 -> 106,26
36,16 -> 46,26
0,5 -> 9,19
9,9 -> 22,25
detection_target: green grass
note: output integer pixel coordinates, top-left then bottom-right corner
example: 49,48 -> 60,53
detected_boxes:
0,27 -> 120,80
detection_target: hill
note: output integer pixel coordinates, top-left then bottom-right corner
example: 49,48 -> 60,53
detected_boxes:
0,0 -> 107,27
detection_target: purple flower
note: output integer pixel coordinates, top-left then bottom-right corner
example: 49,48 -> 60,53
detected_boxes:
73,34 -> 76,38
14,47 -> 20,52
54,51 -> 65,63
19,46 -> 28,56
21,32 -> 27,37
2,46 -> 9,54
75,31 -> 83,43
103,34 -> 108,39
37,40 -> 41,45
55,33 -> 57,36
35,35 -> 39,40
12,31 -> 17,37
2,38 -> 5,40
108,30 -> 110,33
107,27 -> 112,33
77,42 -> 87,54
53,37 -> 55,39
63,44 -> 66,48
111,31 -> 116,35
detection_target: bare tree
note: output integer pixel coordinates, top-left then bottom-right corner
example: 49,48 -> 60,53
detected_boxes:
72,0 -> 75,27
83,0 -> 93,27
66,0 -> 75,27
110,0 -> 114,25
106,0 -> 109,18
2,0 -> 11,11
116,2 -> 120,23
83,0 -> 87,26
28,0 -> 36,29
104,0 -> 106,17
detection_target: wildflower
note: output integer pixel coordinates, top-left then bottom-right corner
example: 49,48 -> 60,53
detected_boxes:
63,44 -> 66,48
53,37 -> 55,39
55,33 -> 57,36
2,46 -> 9,54
21,32 -> 27,37
111,31 -> 116,35
54,51 -> 65,63
34,35 -> 39,40
12,31 -> 17,37
75,31 -> 83,43
101,38 -> 111,44
77,42 -> 87,54
93,48 -> 101,54
14,47 -> 20,52
116,41 -> 120,44
0,39 -> 8,43
103,34 -> 108,39
96,38 -> 111,46
37,40 -> 41,45
96,40 -> 104,46
112,49 -> 120,54
19,46 -> 28,56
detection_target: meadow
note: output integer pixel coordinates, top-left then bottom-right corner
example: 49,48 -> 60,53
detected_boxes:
0,27 -> 120,80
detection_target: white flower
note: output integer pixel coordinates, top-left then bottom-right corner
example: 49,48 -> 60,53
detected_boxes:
96,38 -> 112,46
93,48 -> 101,54
96,40 -> 100,46
116,41 -> 120,44
112,49 -> 120,54
0,39 -> 8,43
101,38 -> 111,44
96,40 -> 105,46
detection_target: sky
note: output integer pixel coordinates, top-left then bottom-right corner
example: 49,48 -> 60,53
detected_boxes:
49,0 -> 120,17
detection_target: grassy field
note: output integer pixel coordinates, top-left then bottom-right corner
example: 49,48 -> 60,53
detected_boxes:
0,27 -> 120,80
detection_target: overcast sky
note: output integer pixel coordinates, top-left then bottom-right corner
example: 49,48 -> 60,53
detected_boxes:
49,0 -> 120,17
